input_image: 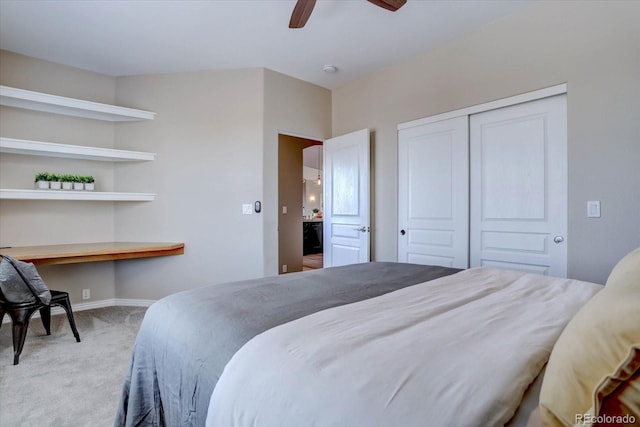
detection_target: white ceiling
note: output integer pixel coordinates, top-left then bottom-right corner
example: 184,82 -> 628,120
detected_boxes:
0,0 -> 534,90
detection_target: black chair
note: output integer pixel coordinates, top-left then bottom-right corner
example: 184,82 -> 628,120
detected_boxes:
0,288 -> 81,365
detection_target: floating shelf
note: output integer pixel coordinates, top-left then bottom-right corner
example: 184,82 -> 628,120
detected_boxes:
0,189 -> 155,201
0,85 -> 156,122
0,137 -> 155,161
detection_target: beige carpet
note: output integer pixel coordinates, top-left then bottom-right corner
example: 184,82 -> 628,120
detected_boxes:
0,306 -> 146,427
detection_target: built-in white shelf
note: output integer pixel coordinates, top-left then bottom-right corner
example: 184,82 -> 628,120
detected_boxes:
0,189 -> 155,202
1,86 -> 157,204
0,137 -> 155,161
0,85 -> 156,122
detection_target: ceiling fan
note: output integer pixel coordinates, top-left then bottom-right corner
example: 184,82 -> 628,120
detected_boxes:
289,0 -> 407,29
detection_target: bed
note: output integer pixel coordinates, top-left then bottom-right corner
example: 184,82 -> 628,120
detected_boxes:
114,257 -> 639,427
115,262 -> 460,426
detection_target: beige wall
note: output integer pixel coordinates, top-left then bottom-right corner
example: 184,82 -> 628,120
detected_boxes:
0,50 -> 117,304
262,69 -> 332,276
112,68 -> 330,299
113,69 -> 265,299
332,1 -> 640,284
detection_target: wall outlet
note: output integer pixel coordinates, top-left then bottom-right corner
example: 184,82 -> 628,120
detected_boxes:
82,289 -> 91,300
282,264 -> 288,273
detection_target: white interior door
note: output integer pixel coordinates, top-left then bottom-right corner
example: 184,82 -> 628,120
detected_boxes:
324,129 -> 370,267
398,116 -> 469,268
470,95 -> 567,276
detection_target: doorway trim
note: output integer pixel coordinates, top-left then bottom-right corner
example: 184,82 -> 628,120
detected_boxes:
397,83 -> 567,131
277,130 -> 324,141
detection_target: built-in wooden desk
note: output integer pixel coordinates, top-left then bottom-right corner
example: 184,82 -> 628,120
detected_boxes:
0,242 -> 184,266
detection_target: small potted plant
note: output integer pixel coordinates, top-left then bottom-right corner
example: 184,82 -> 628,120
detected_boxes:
72,175 -> 84,191
48,173 -> 62,190
35,172 -> 49,189
61,174 -> 73,190
84,175 -> 95,191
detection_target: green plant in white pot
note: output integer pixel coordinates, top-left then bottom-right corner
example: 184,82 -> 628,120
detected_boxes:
48,173 -> 62,190
35,172 -> 49,190
84,176 -> 95,191
72,175 -> 84,191
60,174 -> 73,190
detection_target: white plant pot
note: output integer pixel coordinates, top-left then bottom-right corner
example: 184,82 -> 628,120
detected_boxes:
50,181 -> 62,190
84,183 -> 95,191
73,182 -> 84,191
37,180 -> 49,190
62,182 -> 73,190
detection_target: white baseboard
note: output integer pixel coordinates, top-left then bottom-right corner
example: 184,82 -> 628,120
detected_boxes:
1,298 -> 155,324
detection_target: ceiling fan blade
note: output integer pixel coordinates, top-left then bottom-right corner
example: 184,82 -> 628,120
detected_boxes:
289,0 -> 316,29
367,0 -> 407,12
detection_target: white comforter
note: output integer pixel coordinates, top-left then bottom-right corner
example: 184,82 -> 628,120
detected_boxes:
206,267 -> 601,427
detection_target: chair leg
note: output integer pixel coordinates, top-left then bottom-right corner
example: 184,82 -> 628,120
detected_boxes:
0,310 -> 4,330
39,305 -> 52,335
10,307 -> 39,365
54,296 -> 81,343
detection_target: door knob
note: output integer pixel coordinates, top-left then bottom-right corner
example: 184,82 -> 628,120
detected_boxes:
553,236 -> 564,244
354,226 -> 367,232
400,229 -> 406,236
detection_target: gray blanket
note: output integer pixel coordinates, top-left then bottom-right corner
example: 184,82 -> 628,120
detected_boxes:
115,262 -> 459,427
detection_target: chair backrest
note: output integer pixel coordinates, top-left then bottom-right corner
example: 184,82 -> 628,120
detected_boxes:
0,255 -> 51,305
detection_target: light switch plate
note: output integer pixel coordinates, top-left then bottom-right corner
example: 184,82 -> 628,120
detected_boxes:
242,204 -> 253,215
587,200 -> 601,218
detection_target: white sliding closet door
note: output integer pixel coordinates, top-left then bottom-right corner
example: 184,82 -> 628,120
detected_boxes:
470,95 -> 567,276
398,116 -> 469,268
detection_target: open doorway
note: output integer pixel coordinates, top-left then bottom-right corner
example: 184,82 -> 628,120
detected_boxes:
278,133 -> 323,274
302,145 -> 324,270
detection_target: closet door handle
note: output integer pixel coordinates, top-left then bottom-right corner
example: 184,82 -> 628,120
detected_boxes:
553,236 -> 564,244
400,229 -> 406,236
